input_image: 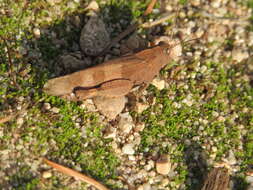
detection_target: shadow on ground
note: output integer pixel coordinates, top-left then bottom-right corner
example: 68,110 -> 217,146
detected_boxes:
184,141 -> 250,190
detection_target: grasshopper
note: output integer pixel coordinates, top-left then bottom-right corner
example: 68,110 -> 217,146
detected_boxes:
43,40 -> 182,100
43,0 -> 183,102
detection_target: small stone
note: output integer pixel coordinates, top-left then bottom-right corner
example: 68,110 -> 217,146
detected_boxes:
16,117 -> 24,126
136,102 -> 148,113
156,155 -> 171,175
227,150 -> 237,165
122,143 -> 135,155
142,183 -> 152,190
211,0 -> 220,8
144,160 -> 154,171
212,146 -> 218,153
134,123 -> 145,132
85,0 -> 99,12
51,107 -> 60,113
118,112 -> 133,134
43,103 -> 51,110
182,97 -> 193,106
232,49 -> 249,62
190,0 -> 200,6
161,178 -> 169,186
128,155 -> 135,161
151,78 -> 165,90
59,53 -> 92,74
93,96 -> 126,119
80,14 -> 110,56
104,127 -> 117,139
81,99 -> 96,112
67,2 -> 76,9
126,33 -> 141,50
119,122 -> 132,134
42,171 -> 52,178
16,144 -> 23,150
33,28 -> 40,38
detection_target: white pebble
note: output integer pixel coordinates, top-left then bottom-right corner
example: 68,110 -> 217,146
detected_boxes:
136,103 -> 148,113
122,144 -> 135,155
151,78 -> 165,90
143,183 -> 152,190
51,107 -> 60,113
33,28 -> 40,38
128,155 -> 135,161
42,171 -> 52,178
16,117 -> 24,126
228,150 -> 237,165
85,0 -> 99,11
43,103 -> 51,110
118,113 -> 133,134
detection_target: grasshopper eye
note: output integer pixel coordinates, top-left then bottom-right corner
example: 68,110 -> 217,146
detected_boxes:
163,48 -> 171,55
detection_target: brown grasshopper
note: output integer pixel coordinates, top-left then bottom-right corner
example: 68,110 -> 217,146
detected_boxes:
43,0 -> 184,101
43,41 -> 182,100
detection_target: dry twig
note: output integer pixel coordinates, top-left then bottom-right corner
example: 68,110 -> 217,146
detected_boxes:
0,115 -> 15,124
201,167 -> 230,190
43,158 -> 110,190
143,0 -> 157,16
0,36 -> 19,89
141,13 -> 173,28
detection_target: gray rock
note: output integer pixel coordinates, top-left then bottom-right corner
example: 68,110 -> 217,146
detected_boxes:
57,53 -> 92,74
80,14 -> 110,56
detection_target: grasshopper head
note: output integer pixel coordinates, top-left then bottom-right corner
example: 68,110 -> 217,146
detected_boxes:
155,37 -> 182,61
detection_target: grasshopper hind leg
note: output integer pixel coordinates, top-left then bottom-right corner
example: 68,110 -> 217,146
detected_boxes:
74,79 -> 133,100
